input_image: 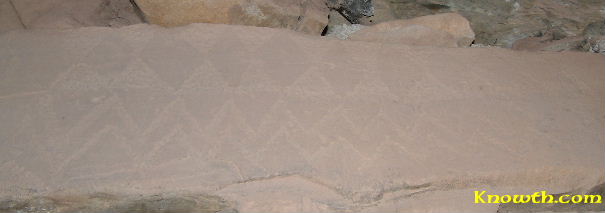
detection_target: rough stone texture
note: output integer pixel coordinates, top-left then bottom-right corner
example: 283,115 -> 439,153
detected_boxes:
0,0 -> 24,34
357,0 -> 394,25
326,10 -> 350,32
133,0 -> 329,35
325,23 -> 365,39
349,13 -> 475,47
386,0 -> 605,48
8,0 -> 143,29
512,22 -> 604,53
0,23 -> 604,212
586,36 -> 605,55
512,34 -> 585,52
582,20 -> 605,39
326,0 -> 373,24
0,193 -> 236,213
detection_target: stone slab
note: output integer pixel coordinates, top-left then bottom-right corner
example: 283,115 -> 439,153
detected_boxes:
0,24 -> 604,212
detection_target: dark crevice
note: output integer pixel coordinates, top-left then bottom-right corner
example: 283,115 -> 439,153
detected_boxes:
129,0 -> 147,23
7,0 -> 27,29
321,25 -> 329,36
420,3 -> 450,11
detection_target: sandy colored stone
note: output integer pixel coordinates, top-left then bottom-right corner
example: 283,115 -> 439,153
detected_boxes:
0,23 -> 603,212
349,13 -> 475,47
0,0 -> 24,33
133,0 -> 329,34
10,0 -> 143,29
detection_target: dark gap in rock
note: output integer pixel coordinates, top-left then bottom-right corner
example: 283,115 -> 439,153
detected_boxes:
321,25 -> 329,36
420,3 -> 450,11
337,9 -> 358,24
129,0 -> 147,23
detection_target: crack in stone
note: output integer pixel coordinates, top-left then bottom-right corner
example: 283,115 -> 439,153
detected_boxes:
216,172 -> 436,209
7,0 -> 26,29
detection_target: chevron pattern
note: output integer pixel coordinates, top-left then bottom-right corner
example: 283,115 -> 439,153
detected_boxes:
0,24 -> 604,211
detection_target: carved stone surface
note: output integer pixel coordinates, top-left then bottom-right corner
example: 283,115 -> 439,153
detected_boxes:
0,23 -> 603,212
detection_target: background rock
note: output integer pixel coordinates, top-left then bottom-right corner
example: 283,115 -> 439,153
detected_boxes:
512,33 -> 585,52
368,0 -> 605,50
325,23 -> 365,39
326,0 -> 374,24
8,0 -> 143,29
0,0 -> 24,34
133,0 -> 329,35
349,13 -> 475,47
0,193 -> 236,213
357,0 -> 394,25
327,9 -> 350,31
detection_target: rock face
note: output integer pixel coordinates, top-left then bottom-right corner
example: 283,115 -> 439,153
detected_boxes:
356,0 -> 393,25
132,0 -> 329,34
0,193 -> 236,213
379,0 -> 605,49
586,37 -> 605,55
512,34 -> 586,52
349,13 -> 475,47
1,23 -> 604,212
326,0 -> 373,24
6,0 -> 143,29
325,23 -> 364,39
0,0 -> 24,34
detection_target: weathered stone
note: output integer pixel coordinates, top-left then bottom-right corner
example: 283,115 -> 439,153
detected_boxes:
0,23 -> 604,212
0,194 -> 235,213
385,0 -> 605,49
512,33 -> 585,52
21,197 -> 57,212
0,0 -> 24,34
582,36 -> 605,55
583,21 -> 605,38
326,0 -> 373,24
350,24 -> 457,46
0,199 -> 21,211
327,9 -> 350,28
357,0 -> 394,25
325,23 -> 365,39
112,195 -> 232,213
349,13 -> 475,47
9,0 -> 143,29
133,0 -> 329,34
